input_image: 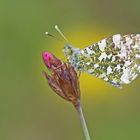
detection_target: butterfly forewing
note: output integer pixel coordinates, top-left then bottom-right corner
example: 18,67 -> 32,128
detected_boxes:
78,34 -> 140,87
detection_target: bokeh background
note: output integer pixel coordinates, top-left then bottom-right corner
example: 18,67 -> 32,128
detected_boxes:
1,0 -> 140,140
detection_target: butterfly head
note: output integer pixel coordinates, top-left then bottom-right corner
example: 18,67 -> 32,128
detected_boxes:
45,25 -> 80,63
63,44 -> 74,57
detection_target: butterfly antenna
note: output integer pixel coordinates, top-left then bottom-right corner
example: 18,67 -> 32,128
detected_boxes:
45,32 -> 62,42
54,25 -> 69,43
45,32 -> 57,38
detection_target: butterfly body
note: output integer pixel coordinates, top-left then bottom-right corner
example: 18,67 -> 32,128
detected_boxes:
63,34 -> 140,88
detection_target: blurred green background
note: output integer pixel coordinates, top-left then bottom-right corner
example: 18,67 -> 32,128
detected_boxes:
0,0 -> 140,140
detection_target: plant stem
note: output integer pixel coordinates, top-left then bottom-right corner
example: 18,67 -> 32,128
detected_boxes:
75,100 -> 91,140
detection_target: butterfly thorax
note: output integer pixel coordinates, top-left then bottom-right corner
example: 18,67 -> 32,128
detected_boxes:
63,44 -> 85,71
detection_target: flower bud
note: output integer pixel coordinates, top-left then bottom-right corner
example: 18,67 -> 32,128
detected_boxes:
42,52 -> 80,107
42,52 -> 62,69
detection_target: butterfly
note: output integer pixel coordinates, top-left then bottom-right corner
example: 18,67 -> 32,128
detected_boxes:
46,26 -> 140,88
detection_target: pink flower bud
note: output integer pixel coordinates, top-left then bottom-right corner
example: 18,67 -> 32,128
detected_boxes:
42,52 -> 62,69
42,52 -> 80,107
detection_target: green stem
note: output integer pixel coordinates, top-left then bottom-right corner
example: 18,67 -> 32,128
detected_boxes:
75,100 -> 91,140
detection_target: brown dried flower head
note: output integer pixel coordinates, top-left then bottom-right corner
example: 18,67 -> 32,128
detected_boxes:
42,52 -> 80,107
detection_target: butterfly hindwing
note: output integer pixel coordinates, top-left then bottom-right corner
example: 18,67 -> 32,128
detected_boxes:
79,34 -> 140,87
63,34 -> 140,88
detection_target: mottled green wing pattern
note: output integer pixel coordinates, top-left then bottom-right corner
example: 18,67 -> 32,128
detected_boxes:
76,34 -> 140,87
